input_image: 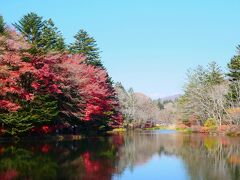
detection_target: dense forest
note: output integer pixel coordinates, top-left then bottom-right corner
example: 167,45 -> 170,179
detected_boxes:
0,13 -> 122,137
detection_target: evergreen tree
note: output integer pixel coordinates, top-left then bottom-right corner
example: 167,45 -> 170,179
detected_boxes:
13,12 -> 45,46
0,95 -> 59,136
187,62 -> 224,88
0,15 -> 5,34
157,100 -> 164,110
227,55 -> 240,81
69,29 -> 103,67
13,12 -> 65,53
206,61 -> 224,85
40,19 -> 65,51
227,52 -> 240,102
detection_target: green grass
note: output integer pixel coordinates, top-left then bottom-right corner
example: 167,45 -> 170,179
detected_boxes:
144,125 -> 171,131
176,128 -> 193,133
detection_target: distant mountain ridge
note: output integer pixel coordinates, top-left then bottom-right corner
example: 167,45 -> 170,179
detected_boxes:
160,94 -> 181,101
135,92 -> 182,101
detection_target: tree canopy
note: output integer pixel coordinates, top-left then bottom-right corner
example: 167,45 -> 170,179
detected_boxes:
0,15 -> 5,34
69,29 -> 103,67
13,12 -> 65,54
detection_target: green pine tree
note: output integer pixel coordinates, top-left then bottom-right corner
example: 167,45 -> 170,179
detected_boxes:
69,29 -> 103,67
206,61 -> 224,85
227,55 -> 240,81
0,95 -> 59,137
157,100 -> 165,110
14,12 -> 65,53
227,53 -> 240,102
13,12 -> 45,47
0,15 -> 5,34
40,19 -> 65,52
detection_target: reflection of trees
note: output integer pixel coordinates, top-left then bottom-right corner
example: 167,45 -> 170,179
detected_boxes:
0,133 -> 240,180
116,132 -> 240,180
60,136 -> 124,180
116,131 -> 178,173
0,135 -> 124,180
0,147 -> 58,180
174,134 -> 240,180
161,134 -> 240,180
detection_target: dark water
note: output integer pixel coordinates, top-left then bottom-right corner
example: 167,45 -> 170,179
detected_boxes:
0,130 -> 240,180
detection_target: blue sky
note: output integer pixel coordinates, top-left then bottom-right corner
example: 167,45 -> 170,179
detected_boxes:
1,0 -> 240,98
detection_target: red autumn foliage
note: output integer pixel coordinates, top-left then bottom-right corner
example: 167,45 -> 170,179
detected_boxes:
81,151 -> 116,180
57,54 -> 122,124
0,169 -> 19,180
0,28 -> 122,130
0,100 -> 20,112
112,134 -> 124,146
82,152 -> 100,174
41,144 -> 51,153
0,30 -> 62,112
0,147 -> 4,155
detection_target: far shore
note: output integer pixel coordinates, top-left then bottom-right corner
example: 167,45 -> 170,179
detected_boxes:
111,124 -> 240,137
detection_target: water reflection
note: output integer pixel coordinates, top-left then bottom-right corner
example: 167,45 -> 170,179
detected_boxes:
0,131 -> 240,180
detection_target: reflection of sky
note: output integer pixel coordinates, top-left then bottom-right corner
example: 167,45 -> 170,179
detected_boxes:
2,0 -> 240,98
113,154 -> 190,180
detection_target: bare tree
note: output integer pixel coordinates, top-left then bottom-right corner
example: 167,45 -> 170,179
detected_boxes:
115,83 -> 160,128
178,62 -> 229,126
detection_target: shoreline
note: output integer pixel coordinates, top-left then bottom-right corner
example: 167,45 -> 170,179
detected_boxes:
1,125 -> 240,142
151,124 -> 240,137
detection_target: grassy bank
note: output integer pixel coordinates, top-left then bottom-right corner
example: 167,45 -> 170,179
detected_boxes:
175,124 -> 240,137
144,125 -> 176,131
109,124 -> 240,137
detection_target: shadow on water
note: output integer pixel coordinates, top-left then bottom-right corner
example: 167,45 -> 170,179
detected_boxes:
0,131 -> 240,180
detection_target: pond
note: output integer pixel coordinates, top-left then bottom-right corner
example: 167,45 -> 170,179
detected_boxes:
0,130 -> 240,180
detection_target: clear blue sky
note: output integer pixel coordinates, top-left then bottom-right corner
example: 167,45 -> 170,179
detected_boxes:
1,0 -> 240,98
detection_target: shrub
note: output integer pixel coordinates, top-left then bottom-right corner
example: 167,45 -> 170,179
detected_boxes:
204,118 -> 217,127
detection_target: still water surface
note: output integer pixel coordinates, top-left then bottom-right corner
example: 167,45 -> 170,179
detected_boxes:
0,130 -> 240,180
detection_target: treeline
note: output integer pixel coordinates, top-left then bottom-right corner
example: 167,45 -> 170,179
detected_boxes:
0,13 -> 122,136
178,53 -> 240,127
114,82 -> 177,128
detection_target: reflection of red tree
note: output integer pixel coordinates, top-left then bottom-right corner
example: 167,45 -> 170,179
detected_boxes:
220,137 -> 230,147
41,144 -> 51,154
0,128 -> 4,135
81,151 -> 115,180
42,126 -> 50,134
83,152 -> 100,174
0,147 -> 5,155
112,134 -> 124,146
0,169 -> 18,180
